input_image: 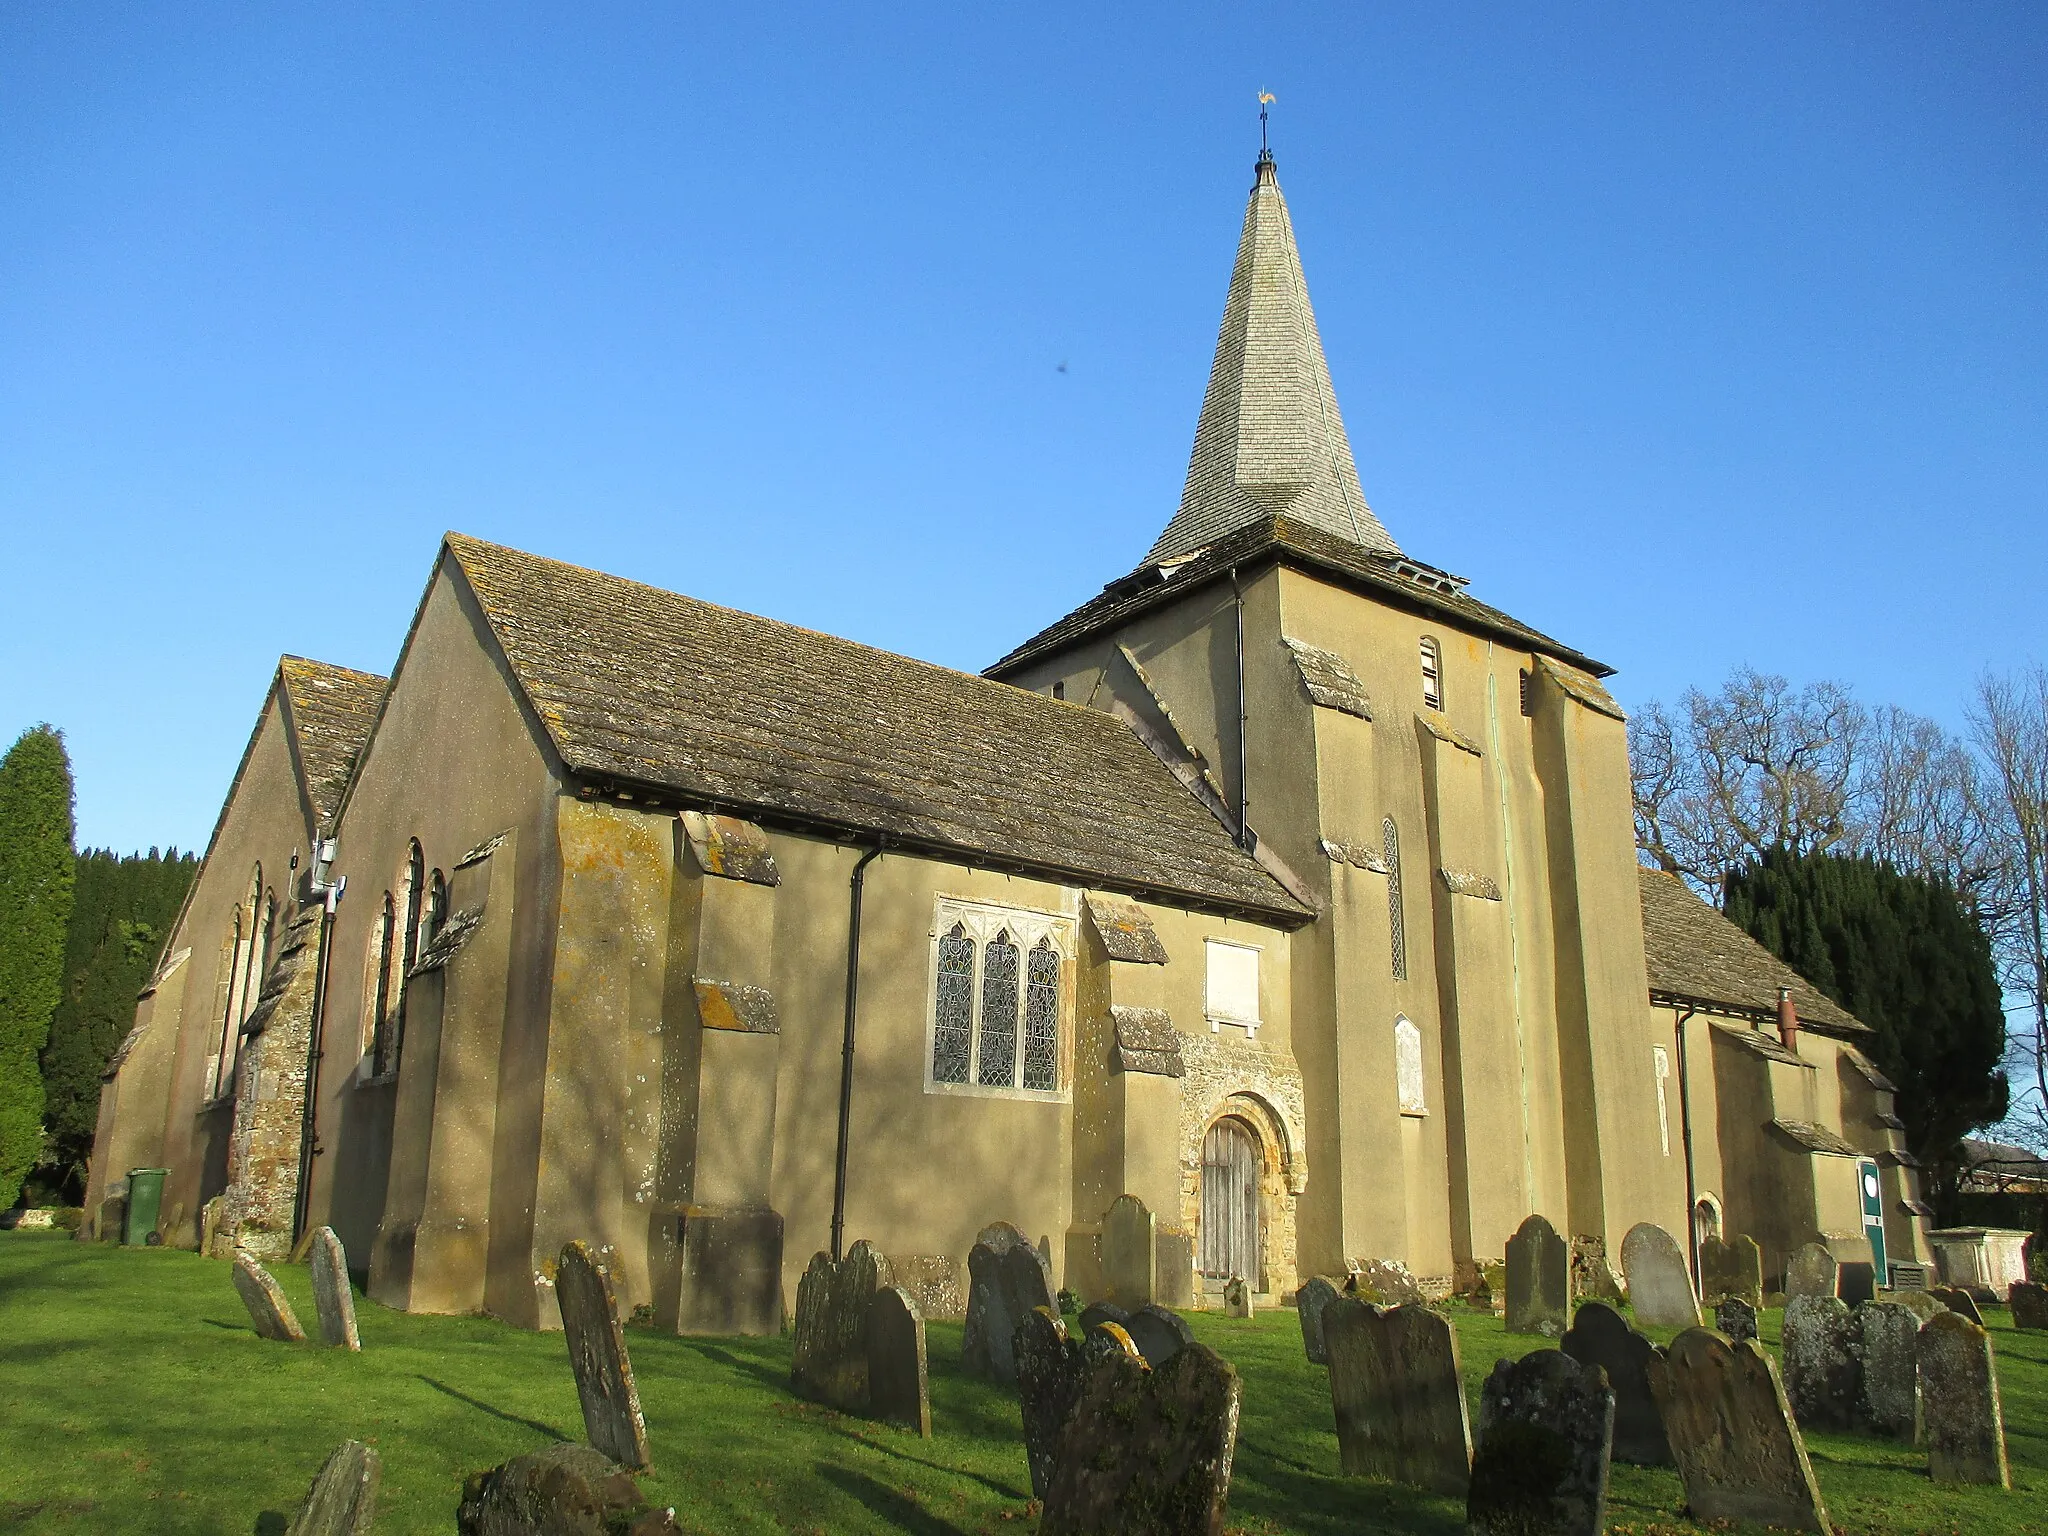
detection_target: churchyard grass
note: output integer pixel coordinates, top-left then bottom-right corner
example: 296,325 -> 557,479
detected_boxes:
1,1232 -> 2040,1535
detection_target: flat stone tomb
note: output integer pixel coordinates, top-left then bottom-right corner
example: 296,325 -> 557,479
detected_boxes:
555,1241 -> 651,1470
865,1286 -> 930,1437
233,1255 -> 307,1343
1561,1301 -> 1670,1465
457,1444 -> 679,1535
1781,1295 -> 1858,1432
1101,1194 -> 1157,1311
309,1227 -> 361,1351
287,1440 -> 378,1536
1785,1242 -> 1838,1301
962,1220 -> 1054,1384
1698,1233 -> 1763,1307
792,1241 -> 886,1413
1467,1350 -> 1614,1536
1506,1215 -> 1570,1338
1919,1312 -> 2011,1488
1715,1296 -> 1758,1344
1620,1222 -> 1699,1328
1039,1338 -> 1241,1536
1324,1298 -> 1473,1496
2010,1280 -> 2048,1331
1855,1300 -> 1922,1440
1647,1328 -> 1829,1534
1295,1275 -> 1342,1366
1015,1307 -> 1146,1502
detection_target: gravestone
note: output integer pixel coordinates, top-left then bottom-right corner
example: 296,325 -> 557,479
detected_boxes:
1621,1222 -> 1700,1328
1348,1258 -> 1425,1305
1854,1300 -> 1922,1439
888,1253 -> 964,1321
1223,1276 -> 1254,1317
1647,1328 -> 1828,1533
1785,1242 -> 1838,1301
1781,1295 -> 1858,1432
1126,1303 -> 1195,1368
1919,1312 -> 2011,1487
1155,1225 -> 1196,1309
1078,1300 -> 1130,1335
1837,1260 -> 1876,1307
1039,1340 -> 1240,1536
672,1206 -> 784,1335
1295,1275 -> 1342,1366
1931,1286 -> 1986,1326
309,1227 -> 361,1352
1698,1234 -> 1763,1307
1016,1306 -> 1147,1501
555,1241 -> 651,1470
1890,1289 -> 1948,1324
286,1440 -> 379,1536
1467,1350 -> 1614,1536
865,1286 -> 930,1437
233,1254 -> 306,1343
1101,1195 -> 1156,1310
962,1221 -> 1056,1383
1561,1300 -> 1670,1465
1714,1296 -> 1758,1345
456,1443 -> 680,1535
792,1240 -> 886,1413
1323,1298 -> 1473,1496
2009,1280 -> 2048,1330
1506,1215 -> 1570,1337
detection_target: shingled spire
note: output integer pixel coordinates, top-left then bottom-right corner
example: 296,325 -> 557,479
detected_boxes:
1148,159 -> 1399,564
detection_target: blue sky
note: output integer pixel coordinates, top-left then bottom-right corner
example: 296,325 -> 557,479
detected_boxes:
4,4 -> 2044,855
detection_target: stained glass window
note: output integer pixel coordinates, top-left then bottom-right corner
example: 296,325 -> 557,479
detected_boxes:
932,923 -> 974,1083
1384,817 -> 1406,981
978,931 -> 1020,1087
1022,939 -> 1060,1090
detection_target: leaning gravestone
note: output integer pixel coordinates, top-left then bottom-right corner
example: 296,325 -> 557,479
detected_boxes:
1078,1300 -> 1131,1336
1015,1307 -> 1147,1501
1920,1311 -> 2011,1487
792,1240 -> 886,1413
2010,1280 -> 2048,1331
285,1440 -> 379,1536
1855,1300 -> 1922,1439
555,1241 -> 651,1470
1126,1302 -> 1195,1368
309,1227 -> 361,1352
1324,1298 -> 1473,1496
1698,1233 -> 1763,1307
1715,1296 -> 1758,1345
233,1254 -> 307,1343
1506,1215 -> 1571,1337
1890,1289 -> 1949,1324
1295,1275 -> 1343,1366
1785,1242 -> 1838,1301
1621,1222 -> 1700,1328
1223,1276 -> 1254,1317
962,1221 -> 1055,1383
1039,1339 -> 1241,1536
456,1443 -> 679,1535
1101,1195 -> 1156,1310
1561,1300 -> 1670,1465
1468,1350 -> 1614,1536
1647,1328 -> 1828,1534
865,1286 -> 930,1437
1931,1286 -> 1986,1326
1781,1294 -> 1859,1432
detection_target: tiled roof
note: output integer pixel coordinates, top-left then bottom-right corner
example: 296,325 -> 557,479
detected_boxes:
988,515 -> 1609,681
1638,868 -> 1869,1035
444,534 -> 1309,921
278,656 -> 387,827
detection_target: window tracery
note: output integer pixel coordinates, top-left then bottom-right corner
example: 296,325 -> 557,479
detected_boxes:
925,898 -> 1072,1096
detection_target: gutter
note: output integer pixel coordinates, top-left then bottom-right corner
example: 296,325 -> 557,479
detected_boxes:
1673,1004 -> 1701,1289
829,841 -> 885,1262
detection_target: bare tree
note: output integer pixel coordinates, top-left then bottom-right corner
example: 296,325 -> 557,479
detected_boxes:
1969,666 -> 2048,1153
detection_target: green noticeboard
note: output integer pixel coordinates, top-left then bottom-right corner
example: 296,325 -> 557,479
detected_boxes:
1858,1157 -> 1887,1280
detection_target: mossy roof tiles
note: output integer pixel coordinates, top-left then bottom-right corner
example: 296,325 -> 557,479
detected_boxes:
278,656 -> 388,826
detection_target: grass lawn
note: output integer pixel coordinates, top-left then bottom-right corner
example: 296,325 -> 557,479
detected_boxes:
0,1233 -> 2040,1535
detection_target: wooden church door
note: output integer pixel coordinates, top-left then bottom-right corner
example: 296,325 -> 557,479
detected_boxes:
1199,1118 -> 1260,1283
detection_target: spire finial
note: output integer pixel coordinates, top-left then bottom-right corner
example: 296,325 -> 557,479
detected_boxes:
1258,91 -> 1275,165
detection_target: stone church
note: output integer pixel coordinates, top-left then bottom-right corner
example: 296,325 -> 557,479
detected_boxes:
87,153 -> 1931,1327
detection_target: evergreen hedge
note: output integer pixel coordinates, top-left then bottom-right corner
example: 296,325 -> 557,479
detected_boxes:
0,726 -> 76,1209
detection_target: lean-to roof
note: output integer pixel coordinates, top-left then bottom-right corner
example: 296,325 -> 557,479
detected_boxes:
444,534 -> 1308,922
278,656 -> 388,829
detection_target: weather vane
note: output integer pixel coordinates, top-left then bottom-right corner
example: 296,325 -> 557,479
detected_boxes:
1258,91 -> 1276,164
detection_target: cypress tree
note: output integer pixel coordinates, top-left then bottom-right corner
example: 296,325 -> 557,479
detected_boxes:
0,726 -> 77,1209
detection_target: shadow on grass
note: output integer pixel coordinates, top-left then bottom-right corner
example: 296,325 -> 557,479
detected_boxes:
816,1464 -> 972,1536
252,1513 -> 288,1534
418,1376 -> 569,1441
820,1419 -> 1029,1502
671,1338 -> 787,1393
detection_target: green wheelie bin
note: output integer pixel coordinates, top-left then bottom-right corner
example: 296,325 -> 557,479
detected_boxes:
122,1168 -> 168,1245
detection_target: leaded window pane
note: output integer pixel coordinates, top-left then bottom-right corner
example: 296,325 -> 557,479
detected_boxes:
1023,940 -> 1060,1091
933,925 -> 975,1083
978,931 -> 1020,1087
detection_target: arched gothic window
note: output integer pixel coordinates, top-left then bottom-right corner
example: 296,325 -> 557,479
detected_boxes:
1023,939 -> 1060,1091
1384,817 -> 1407,981
1420,636 -> 1444,711
209,908 -> 244,1100
977,930 -> 1021,1087
427,868 -> 448,942
392,840 -> 425,1063
932,922 -> 975,1084
370,891 -> 397,1073
927,899 -> 1070,1095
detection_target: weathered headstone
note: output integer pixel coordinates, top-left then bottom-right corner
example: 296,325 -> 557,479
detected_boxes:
1714,1296 -> 1758,1344
456,1443 -> 679,1535
1348,1257 -> 1425,1305
233,1254 -> 307,1343
1561,1300 -> 1670,1465
309,1227 -> 361,1352
1837,1260 -> 1876,1307
1698,1233 -> 1763,1307
887,1253 -> 964,1321
1468,1350 -> 1614,1536
1931,1286 -> 1986,1326
1781,1294 -> 1859,1432
671,1205 -> 784,1335
1854,1300 -> 1922,1439
286,1441 -> 379,1536
1155,1225 -> 1196,1309
962,1221 -> 1056,1383
1295,1275 -> 1342,1365
1621,1222 -> 1700,1328
1101,1194 -> 1156,1310
1785,1242 -> 1838,1301
1126,1302 -> 1195,1367
555,1241 -> 651,1470
1919,1311 -> 2010,1487
1223,1275 -> 1254,1317
1324,1298 -> 1473,1496
865,1286 -> 930,1437
2009,1279 -> 2048,1330
1016,1307 -> 1147,1501
1647,1327 -> 1828,1533
1078,1299 -> 1131,1335
1506,1215 -> 1570,1337
792,1240 -> 885,1413
1039,1339 -> 1241,1536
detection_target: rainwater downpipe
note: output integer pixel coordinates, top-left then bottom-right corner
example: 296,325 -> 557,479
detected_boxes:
830,841 -> 886,1262
1674,1004 -> 1701,1288
292,875 -> 345,1246
1230,569 -> 1251,849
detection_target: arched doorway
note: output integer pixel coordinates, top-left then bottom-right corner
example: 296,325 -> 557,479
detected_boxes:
1199,1117 -> 1261,1284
